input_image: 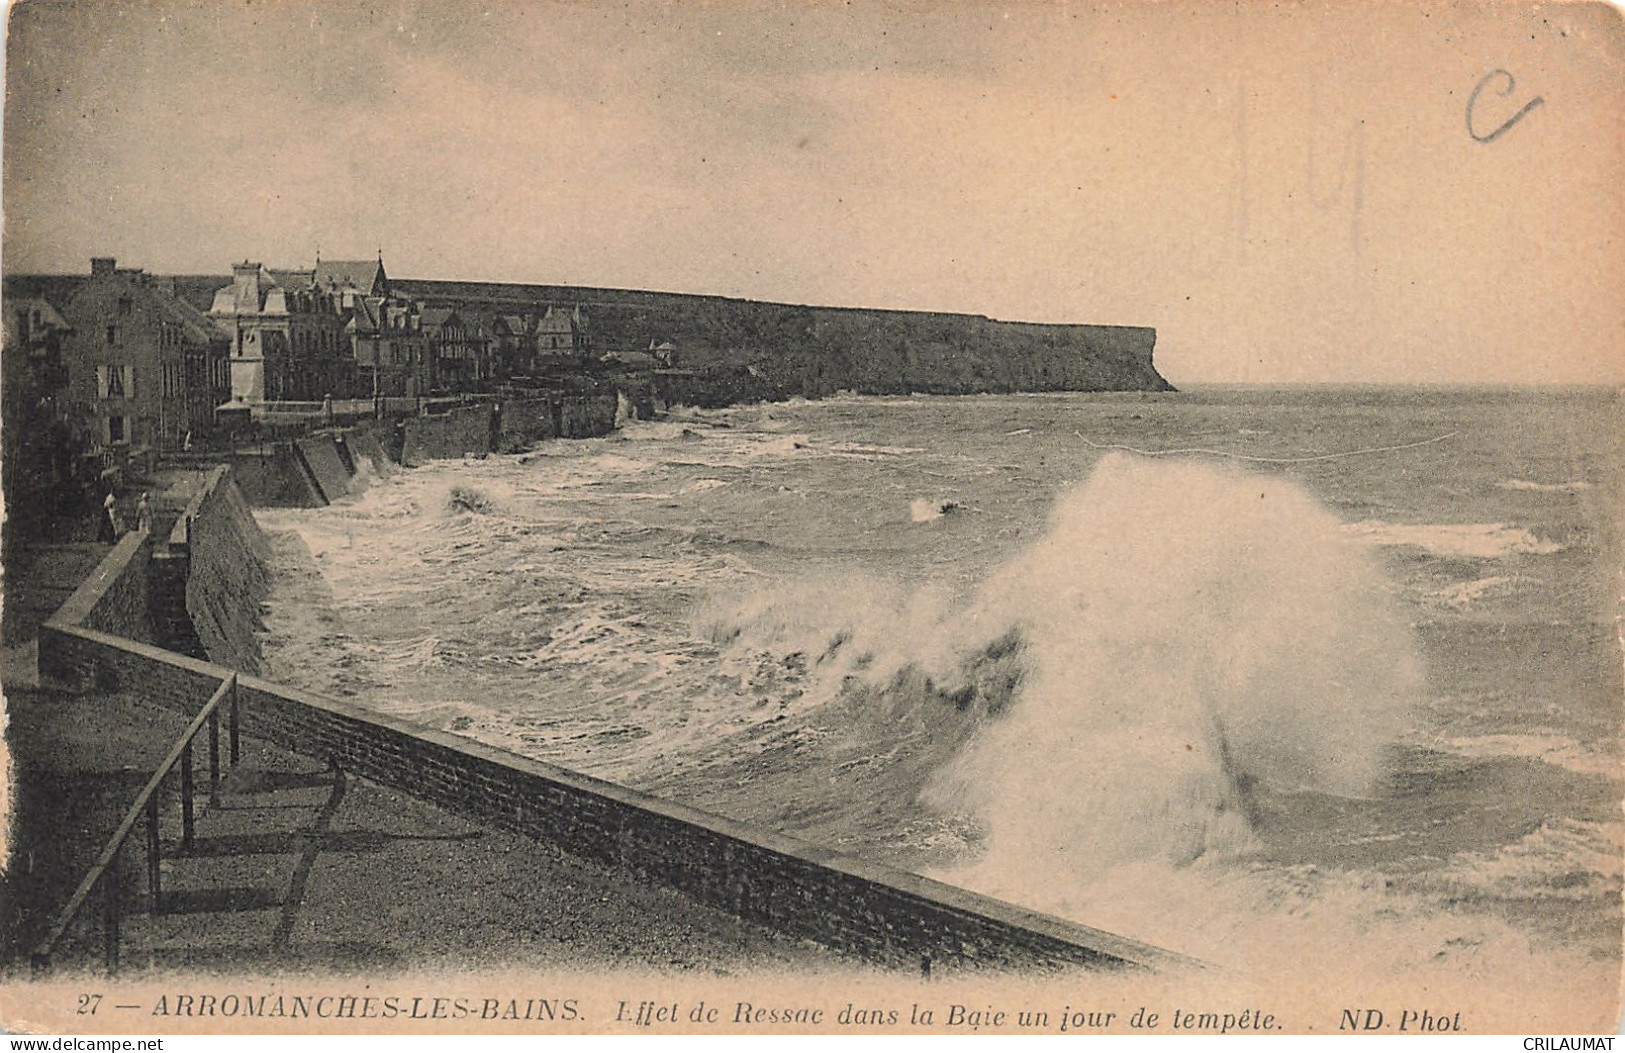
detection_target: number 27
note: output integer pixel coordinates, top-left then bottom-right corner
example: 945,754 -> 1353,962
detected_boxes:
77,993 -> 101,1015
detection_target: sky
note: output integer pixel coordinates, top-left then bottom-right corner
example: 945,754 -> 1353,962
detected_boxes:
3,0 -> 1622,384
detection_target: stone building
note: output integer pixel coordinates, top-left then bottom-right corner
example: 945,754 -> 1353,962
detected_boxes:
209,261 -> 350,403
486,305 -> 590,379
490,313 -> 532,379
533,305 -> 588,372
62,258 -> 230,451
421,307 -> 490,392
1,292 -> 85,543
347,294 -> 429,397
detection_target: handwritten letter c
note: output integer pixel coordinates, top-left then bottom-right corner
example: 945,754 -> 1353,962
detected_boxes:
1467,68 -> 1544,143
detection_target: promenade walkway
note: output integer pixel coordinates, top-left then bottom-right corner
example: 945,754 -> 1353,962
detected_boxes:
6,681 -> 847,976
2,541 -> 847,977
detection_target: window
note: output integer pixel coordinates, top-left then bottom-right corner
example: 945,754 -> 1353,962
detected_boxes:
117,296 -> 132,316
162,362 -> 183,397
106,325 -> 117,345
107,415 -> 126,444
97,364 -> 134,398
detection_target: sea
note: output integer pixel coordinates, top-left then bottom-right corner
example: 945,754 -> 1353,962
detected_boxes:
254,385 -> 1622,999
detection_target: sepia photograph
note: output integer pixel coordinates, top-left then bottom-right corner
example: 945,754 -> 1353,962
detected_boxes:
0,0 -> 1620,1039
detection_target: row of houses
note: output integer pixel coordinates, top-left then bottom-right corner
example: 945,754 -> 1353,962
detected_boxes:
212,256 -> 593,404
4,255 -> 608,457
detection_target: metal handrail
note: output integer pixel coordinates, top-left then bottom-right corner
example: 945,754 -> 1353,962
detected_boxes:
31,673 -> 240,975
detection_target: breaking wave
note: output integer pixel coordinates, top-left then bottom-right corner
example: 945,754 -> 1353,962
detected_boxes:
697,453 -> 1620,983
925,454 -> 1422,879
710,452 -> 1423,879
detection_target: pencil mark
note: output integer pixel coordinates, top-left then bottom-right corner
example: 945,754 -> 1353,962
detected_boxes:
1467,68 -> 1544,143
1232,80 -> 1250,249
1305,82 -> 1367,252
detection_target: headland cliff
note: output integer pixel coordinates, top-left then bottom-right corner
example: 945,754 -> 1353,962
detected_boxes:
396,277 -> 1174,405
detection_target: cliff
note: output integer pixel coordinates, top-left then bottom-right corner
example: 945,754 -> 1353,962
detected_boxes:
395,279 -> 1174,403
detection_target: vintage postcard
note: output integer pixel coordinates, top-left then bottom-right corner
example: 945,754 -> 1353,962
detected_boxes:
0,0 -> 1620,1040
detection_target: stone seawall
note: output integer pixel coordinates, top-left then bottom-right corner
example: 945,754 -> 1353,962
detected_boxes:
496,395 -> 556,450
39,621 -> 1188,974
230,394 -> 618,504
50,467 -> 273,673
38,554 -> 1191,974
343,423 -> 393,473
176,466 -> 270,674
294,435 -> 354,505
398,394 -> 615,466
229,445 -> 324,507
557,394 -> 617,439
400,404 -> 496,467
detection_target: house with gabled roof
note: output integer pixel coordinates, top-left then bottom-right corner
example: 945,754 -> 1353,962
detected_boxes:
313,257 -> 388,300
347,294 -> 429,397
533,305 -> 589,371
63,257 -> 230,451
491,313 -> 534,378
420,306 -> 489,392
209,260 -> 348,402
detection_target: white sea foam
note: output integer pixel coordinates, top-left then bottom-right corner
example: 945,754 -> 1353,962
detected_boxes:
258,415 -> 1620,1010
828,441 -> 926,458
931,852 -> 1615,1002
1431,575 -> 1514,609
1430,818 -> 1623,901
928,454 -> 1423,877
1441,733 -> 1621,778
1340,521 -> 1564,558
1497,479 -> 1593,493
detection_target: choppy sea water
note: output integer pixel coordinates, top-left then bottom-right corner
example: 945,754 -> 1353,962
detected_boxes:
255,386 -> 1622,991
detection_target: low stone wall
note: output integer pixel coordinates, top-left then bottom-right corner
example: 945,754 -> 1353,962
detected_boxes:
38,614 -> 1189,975
44,532 -> 156,649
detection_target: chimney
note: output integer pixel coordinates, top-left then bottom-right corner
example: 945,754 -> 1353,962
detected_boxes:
232,261 -> 263,300
90,257 -> 116,277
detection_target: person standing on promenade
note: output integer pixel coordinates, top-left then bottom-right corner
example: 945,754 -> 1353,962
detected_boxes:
136,492 -> 152,533
100,491 -> 119,541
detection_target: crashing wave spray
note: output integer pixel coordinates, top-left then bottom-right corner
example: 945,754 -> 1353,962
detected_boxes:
926,452 -> 1423,879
